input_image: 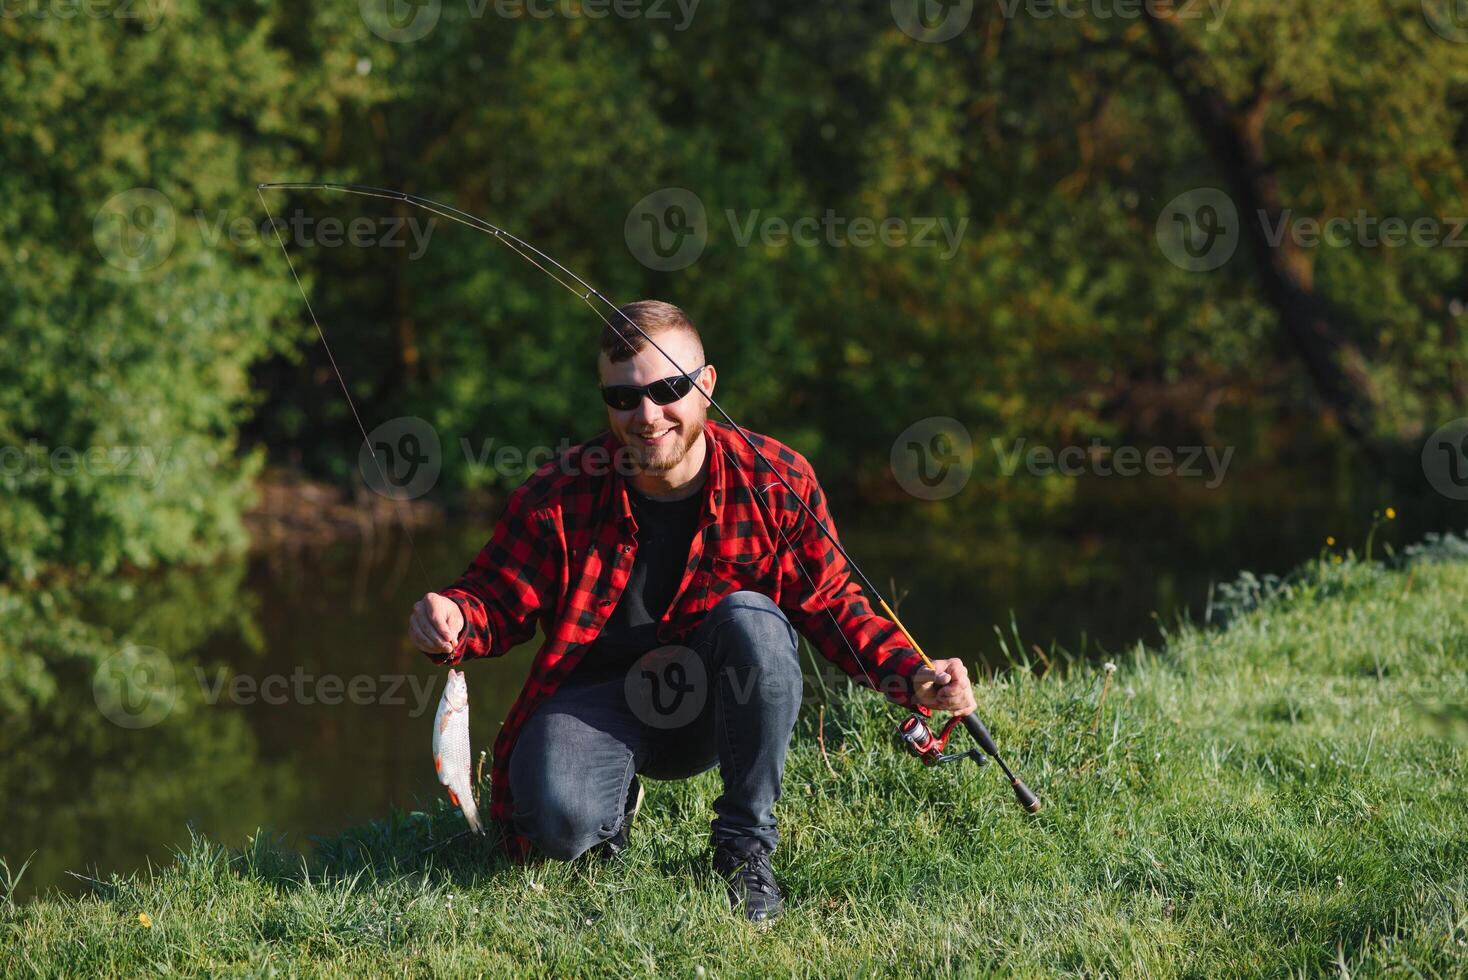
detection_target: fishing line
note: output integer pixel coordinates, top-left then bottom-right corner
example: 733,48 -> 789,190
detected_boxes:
255,187 -> 439,597
256,181 -> 1038,810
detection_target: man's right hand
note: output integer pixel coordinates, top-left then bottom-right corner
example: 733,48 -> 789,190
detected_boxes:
410,592 -> 465,658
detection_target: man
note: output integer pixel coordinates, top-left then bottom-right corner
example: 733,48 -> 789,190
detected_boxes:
409,300 -> 976,922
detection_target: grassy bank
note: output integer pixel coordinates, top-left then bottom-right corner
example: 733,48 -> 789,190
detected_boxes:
5,539 -> 1467,977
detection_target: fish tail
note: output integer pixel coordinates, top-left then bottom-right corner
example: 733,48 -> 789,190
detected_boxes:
461,795 -> 485,835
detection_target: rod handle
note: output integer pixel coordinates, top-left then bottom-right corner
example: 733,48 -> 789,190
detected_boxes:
1010,777 -> 1041,813
961,714 -> 1041,813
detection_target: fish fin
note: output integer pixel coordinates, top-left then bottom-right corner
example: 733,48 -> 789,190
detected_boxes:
448,789 -> 459,807
434,756 -> 442,774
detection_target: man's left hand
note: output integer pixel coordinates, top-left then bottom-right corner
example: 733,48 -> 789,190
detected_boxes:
913,657 -> 977,716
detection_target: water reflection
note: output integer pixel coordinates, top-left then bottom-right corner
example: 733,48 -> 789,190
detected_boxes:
2,463 -> 1448,899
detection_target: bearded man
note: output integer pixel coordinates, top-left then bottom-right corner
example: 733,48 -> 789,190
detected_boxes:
410,300 -> 974,922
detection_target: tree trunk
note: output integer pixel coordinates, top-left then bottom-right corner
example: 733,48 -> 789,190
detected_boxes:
1142,12 -> 1382,459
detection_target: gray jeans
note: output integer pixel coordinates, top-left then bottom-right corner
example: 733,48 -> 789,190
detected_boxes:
508,590 -> 802,860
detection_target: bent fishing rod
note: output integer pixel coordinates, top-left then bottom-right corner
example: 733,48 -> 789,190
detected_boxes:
256,181 -> 1039,814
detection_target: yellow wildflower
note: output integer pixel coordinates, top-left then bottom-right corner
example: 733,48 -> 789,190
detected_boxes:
137,912 -> 153,928
1385,507 -> 1396,520
1325,536 -> 1335,547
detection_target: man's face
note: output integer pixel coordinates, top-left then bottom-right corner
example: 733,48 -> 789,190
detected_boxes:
598,330 -> 715,475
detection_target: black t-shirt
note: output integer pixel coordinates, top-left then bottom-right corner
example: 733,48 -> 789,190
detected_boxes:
569,485 -> 704,683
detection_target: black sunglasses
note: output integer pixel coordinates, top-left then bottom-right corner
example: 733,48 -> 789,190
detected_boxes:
600,365 -> 706,411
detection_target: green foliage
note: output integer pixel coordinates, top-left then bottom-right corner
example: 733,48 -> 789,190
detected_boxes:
3,1 -> 1465,576
7,549 -> 1467,975
249,0 -> 1467,512
0,2 -> 336,583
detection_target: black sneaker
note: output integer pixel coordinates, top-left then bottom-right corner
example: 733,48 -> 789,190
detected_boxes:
712,839 -> 784,923
597,775 -> 644,862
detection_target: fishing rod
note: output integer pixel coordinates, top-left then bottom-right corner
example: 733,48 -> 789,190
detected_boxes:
256,181 -> 1040,814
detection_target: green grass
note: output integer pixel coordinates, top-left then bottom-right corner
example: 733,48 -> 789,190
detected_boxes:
5,541 -> 1468,977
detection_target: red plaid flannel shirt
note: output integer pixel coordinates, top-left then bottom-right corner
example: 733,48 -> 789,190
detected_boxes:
436,420 -> 930,860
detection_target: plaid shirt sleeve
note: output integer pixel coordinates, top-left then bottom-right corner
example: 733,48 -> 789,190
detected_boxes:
433,480 -> 560,665
776,458 -> 932,718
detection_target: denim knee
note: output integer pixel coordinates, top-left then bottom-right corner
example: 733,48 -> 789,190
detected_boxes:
706,591 -> 802,694
511,770 -> 618,861
509,723 -> 624,861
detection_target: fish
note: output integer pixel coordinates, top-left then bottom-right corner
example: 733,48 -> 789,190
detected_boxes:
432,669 -> 484,834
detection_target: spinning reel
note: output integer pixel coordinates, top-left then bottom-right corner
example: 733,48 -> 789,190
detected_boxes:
895,714 -> 988,768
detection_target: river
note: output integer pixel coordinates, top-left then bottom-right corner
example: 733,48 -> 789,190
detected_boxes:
2,458 -> 1448,900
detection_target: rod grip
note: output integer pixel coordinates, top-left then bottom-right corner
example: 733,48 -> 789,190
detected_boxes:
960,713 -> 1000,757
961,714 -> 1041,812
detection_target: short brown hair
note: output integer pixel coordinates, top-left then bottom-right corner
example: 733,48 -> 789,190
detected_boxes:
599,300 -> 704,367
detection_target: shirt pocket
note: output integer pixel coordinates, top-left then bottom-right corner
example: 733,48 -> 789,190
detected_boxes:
703,552 -> 778,606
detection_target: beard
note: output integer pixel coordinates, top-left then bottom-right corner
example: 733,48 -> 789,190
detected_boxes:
624,413 -> 705,474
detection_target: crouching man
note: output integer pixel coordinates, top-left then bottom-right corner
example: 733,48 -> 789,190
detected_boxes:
409,300 -> 974,922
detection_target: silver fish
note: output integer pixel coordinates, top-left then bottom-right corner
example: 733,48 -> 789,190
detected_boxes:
432,669 -> 484,833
